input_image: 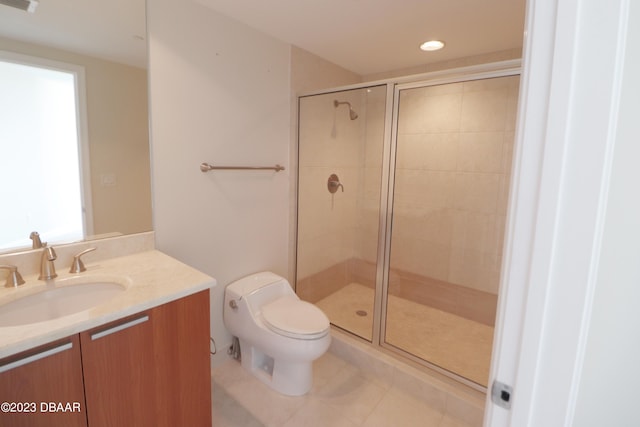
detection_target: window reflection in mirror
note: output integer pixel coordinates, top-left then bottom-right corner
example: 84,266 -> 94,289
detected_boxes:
0,40 -> 152,254
0,0 -> 150,254
0,52 -> 88,251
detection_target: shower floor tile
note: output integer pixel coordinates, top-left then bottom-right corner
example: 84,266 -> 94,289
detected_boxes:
316,283 -> 376,341
316,283 -> 494,386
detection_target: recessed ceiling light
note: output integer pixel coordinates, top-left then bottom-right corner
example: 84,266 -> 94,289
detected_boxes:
420,40 -> 445,52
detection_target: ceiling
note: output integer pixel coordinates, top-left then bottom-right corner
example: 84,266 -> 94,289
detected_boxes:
0,0 -> 526,75
196,0 -> 527,75
0,0 -> 146,68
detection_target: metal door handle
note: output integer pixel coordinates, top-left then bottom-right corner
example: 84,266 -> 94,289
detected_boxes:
0,341 -> 73,373
90,315 -> 149,340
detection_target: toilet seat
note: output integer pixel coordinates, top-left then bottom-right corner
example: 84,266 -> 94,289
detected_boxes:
262,296 -> 329,340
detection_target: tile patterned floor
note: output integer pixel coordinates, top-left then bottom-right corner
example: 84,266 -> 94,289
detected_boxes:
315,283 -> 375,341
212,351 -> 481,427
316,283 -> 494,386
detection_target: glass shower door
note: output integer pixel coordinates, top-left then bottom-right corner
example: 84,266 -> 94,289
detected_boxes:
296,85 -> 387,341
383,75 -> 520,387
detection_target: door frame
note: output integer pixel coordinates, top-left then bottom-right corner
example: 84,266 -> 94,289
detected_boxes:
485,0 -> 632,425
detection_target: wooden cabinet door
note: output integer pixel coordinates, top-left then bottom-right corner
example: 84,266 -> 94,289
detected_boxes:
0,335 -> 87,427
81,290 -> 211,427
150,290 -> 212,427
80,310 -> 155,427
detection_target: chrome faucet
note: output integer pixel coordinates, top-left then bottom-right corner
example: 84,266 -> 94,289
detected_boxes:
38,246 -> 58,280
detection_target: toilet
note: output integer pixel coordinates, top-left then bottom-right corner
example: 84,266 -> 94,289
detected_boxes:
223,271 -> 331,396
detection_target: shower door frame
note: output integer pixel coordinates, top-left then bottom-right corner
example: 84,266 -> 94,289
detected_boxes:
379,68 -> 522,392
295,60 -> 522,392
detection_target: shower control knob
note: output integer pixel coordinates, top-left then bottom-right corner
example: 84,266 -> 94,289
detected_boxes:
327,174 -> 344,194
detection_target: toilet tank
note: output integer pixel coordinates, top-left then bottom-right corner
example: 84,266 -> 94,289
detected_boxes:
226,272 -> 296,313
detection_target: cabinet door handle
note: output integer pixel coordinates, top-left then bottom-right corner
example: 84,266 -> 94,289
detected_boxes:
90,315 -> 149,341
0,341 -> 73,373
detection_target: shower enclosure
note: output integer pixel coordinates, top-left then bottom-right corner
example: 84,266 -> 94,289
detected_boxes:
295,64 -> 520,389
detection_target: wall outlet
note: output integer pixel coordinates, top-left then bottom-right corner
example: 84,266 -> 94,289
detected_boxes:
100,173 -> 117,187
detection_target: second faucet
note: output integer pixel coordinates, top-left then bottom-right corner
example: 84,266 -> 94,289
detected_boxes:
38,247 -> 57,280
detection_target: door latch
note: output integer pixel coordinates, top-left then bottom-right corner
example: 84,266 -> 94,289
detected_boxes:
491,380 -> 513,409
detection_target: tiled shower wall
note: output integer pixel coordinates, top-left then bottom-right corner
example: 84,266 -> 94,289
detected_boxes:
297,75 -> 519,323
297,87 -> 386,301
297,90 -> 362,280
391,76 -> 519,296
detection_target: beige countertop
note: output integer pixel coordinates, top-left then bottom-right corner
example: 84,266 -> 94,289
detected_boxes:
0,250 -> 215,359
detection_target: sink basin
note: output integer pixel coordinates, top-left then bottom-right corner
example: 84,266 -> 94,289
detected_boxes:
0,280 -> 126,327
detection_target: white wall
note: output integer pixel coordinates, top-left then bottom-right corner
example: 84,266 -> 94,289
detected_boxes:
573,1 -> 640,425
147,0 -> 291,364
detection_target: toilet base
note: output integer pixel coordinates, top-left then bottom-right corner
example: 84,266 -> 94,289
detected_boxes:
239,339 -> 313,396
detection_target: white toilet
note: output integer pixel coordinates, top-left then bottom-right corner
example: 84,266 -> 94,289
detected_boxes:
223,271 -> 331,396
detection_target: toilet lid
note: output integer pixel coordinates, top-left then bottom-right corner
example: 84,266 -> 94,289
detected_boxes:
262,296 -> 329,340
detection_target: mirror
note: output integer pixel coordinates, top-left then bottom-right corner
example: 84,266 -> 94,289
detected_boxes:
0,0 -> 151,253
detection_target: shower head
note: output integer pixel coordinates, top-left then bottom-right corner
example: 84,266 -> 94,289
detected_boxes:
334,100 -> 358,120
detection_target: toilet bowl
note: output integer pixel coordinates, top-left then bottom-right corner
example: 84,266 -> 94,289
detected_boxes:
223,271 -> 331,396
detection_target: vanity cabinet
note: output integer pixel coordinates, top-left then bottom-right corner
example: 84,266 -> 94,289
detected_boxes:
0,335 -> 87,427
81,289 -> 212,426
0,290 -> 211,427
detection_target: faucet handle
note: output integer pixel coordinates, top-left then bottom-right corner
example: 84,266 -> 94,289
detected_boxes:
0,265 -> 26,288
69,247 -> 97,273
